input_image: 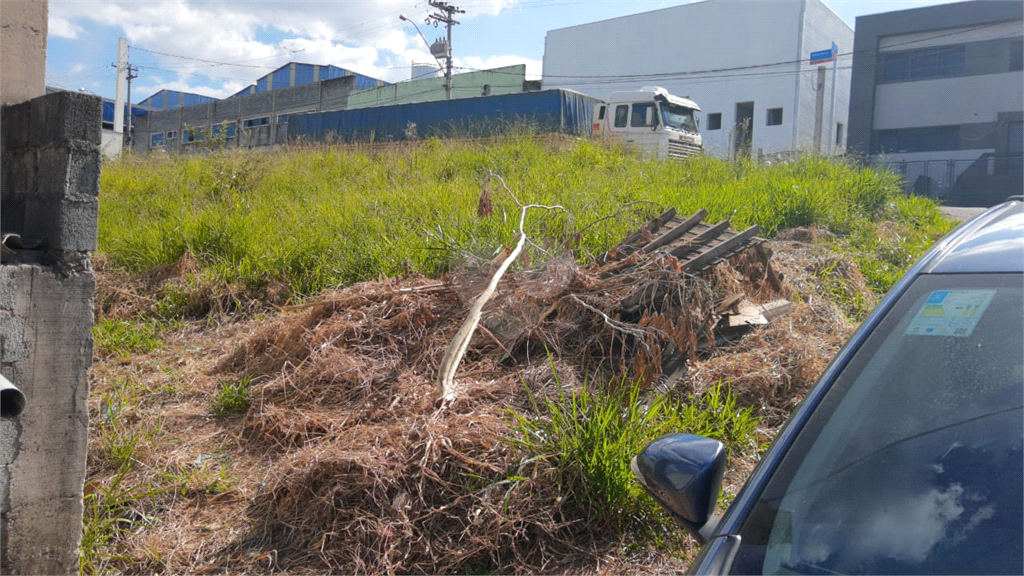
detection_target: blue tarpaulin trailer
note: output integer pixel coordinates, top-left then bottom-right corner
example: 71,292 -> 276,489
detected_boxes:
287,89 -> 601,143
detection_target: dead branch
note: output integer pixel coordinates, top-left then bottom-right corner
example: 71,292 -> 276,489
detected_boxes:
435,173 -> 570,408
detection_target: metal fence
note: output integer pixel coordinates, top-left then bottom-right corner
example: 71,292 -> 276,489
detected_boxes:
873,154 -> 1023,203
873,158 -> 973,201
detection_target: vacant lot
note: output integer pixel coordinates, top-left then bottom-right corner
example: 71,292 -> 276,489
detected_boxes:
86,136 -> 954,574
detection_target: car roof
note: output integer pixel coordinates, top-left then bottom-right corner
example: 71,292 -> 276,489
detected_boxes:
922,201 -> 1024,275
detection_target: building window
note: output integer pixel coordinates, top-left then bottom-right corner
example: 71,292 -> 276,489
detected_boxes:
880,45 -> 966,83
1011,40 -> 1023,72
874,125 -> 960,154
614,105 -> 628,128
836,123 -> 844,146
1008,121 -> 1023,154
151,133 -> 165,147
243,117 -> 270,128
166,131 -> 177,140
212,122 -> 237,139
277,114 -> 289,124
766,108 -> 783,126
181,127 -> 207,144
707,113 -> 722,130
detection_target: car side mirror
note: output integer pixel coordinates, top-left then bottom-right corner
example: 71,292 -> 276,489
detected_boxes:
631,433 -> 726,544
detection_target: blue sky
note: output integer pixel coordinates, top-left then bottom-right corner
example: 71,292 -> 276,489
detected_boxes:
46,0 -> 966,102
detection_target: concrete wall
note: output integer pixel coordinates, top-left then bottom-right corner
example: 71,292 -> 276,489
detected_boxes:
1,90 -> 100,575
345,65 -> 528,110
134,75 -> 357,153
541,0 -> 852,157
0,1 -> 48,107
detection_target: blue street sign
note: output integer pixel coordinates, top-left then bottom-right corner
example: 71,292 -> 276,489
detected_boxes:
809,48 -> 834,64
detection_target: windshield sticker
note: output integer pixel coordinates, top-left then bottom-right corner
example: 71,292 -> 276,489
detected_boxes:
905,290 -> 995,337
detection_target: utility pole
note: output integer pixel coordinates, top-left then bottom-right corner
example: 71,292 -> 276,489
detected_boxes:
113,38 -> 128,139
827,41 -> 838,156
425,1 -> 464,100
111,37 -> 139,152
125,63 -> 138,150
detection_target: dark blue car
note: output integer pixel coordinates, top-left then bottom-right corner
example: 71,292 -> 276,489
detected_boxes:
634,201 -> 1024,575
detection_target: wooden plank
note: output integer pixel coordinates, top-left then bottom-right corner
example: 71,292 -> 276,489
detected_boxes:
714,293 -> 745,314
679,225 -> 760,273
618,207 -> 676,249
669,219 -> 731,259
726,300 -> 768,328
759,299 -> 792,321
606,207 -> 677,260
640,209 -> 708,254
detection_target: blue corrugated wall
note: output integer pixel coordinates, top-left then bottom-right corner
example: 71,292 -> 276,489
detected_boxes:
287,89 -> 600,143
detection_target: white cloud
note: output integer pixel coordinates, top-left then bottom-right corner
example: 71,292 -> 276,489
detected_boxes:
48,16 -> 83,39
47,0 -> 529,99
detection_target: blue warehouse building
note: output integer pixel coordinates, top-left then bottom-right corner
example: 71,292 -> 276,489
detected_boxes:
137,89 -> 217,111
231,63 -> 386,97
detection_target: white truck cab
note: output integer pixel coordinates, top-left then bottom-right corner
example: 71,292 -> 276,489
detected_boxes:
593,86 -> 703,160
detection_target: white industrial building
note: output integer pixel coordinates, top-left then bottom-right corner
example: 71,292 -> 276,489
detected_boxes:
541,0 -> 853,158
848,0 -> 1023,206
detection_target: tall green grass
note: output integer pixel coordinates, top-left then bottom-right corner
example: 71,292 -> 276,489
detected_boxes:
100,136 -> 952,313
509,375 -> 759,539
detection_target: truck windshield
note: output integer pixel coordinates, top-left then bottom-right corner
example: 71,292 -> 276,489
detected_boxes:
660,103 -> 697,133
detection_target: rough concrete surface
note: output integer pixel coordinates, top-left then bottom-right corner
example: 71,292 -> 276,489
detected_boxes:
0,0 -> 48,107
2,88 -> 99,575
0,265 -> 93,574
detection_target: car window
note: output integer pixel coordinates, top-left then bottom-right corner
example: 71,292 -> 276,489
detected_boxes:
730,273 -> 1023,575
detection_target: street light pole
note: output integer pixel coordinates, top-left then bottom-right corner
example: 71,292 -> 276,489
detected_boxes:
399,13 -> 446,82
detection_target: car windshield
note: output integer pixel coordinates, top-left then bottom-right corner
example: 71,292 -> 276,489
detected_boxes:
729,273 -> 1023,575
660,102 -> 697,132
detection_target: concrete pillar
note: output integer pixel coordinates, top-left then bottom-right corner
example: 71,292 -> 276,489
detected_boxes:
0,1 -> 48,107
1,90 -> 100,575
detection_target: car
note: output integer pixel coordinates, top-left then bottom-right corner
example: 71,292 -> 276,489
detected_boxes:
632,200 -> 1024,575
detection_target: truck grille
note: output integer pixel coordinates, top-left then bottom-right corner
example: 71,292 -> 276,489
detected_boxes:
667,140 -> 702,159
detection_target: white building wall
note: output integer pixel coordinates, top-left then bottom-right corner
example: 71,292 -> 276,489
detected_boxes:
795,0 -> 853,152
542,0 -> 852,157
877,20 -> 1022,51
873,72 -> 1024,130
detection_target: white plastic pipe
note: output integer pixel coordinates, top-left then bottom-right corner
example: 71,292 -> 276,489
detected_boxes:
0,373 -> 26,418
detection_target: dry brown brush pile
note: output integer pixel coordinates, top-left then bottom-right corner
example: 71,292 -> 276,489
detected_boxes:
199,239 -> 798,573
86,228 -> 871,575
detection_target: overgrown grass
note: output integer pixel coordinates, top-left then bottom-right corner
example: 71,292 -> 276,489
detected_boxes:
93,318 -> 166,358
83,378 -> 168,574
509,373 -> 759,539
80,463 -> 168,575
99,136 -> 953,317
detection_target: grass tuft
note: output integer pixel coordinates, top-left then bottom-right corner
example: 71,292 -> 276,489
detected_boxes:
509,366 -> 759,540
93,318 -> 165,358
211,375 -> 253,416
